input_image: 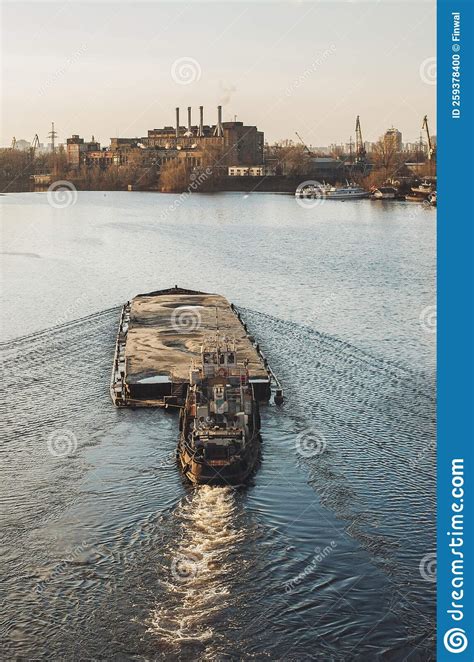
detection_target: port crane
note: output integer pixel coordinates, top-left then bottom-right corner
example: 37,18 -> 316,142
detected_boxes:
422,115 -> 435,161
30,134 -> 40,157
295,132 -> 313,155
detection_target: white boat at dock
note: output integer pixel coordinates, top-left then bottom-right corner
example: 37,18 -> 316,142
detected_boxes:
295,181 -> 369,201
325,183 -> 369,200
427,191 -> 436,206
406,180 -> 436,202
295,182 -> 331,199
411,180 -> 434,195
371,186 -> 398,200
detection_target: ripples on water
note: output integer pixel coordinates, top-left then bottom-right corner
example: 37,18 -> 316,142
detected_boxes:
0,303 -> 435,660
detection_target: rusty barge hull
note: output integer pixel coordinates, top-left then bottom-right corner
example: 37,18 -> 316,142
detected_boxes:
110,287 -> 272,408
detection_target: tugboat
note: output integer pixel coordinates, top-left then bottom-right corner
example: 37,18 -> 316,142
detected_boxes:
178,334 -> 261,485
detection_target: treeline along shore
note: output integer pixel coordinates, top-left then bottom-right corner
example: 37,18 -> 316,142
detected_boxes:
0,143 -> 435,195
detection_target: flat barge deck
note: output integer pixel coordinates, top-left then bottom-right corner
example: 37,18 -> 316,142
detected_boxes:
110,287 -> 274,407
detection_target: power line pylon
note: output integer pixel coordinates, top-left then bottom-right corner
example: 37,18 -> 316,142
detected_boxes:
48,122 -> 57,153
355,115 -> 366,162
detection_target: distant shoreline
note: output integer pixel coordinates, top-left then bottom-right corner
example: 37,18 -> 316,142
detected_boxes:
1,174 -> 423,197
0,175 -> 315,195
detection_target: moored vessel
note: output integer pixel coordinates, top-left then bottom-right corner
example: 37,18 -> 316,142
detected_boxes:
371,186 -> 398,200
325,183 -> 369,200
295,181 -> 369,201
406,180 -> 435,202
410,180 -> 433,195
295,181 -> 332,199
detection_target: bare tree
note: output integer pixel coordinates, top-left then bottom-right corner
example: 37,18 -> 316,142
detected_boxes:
372,138 -> 405,179
159,158 -> 190,192
277,144 -> 312,176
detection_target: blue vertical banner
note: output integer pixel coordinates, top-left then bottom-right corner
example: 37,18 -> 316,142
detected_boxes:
438,0 -> 474,660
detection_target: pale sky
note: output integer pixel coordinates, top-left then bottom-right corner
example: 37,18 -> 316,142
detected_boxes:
1,1 -> 436,147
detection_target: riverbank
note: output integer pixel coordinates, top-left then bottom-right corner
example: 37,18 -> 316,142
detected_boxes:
1,174 -> 432,196
1,146 -> 435,195
0,175 -> 330,194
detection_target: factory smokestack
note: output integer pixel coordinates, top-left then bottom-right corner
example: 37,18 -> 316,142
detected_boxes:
187,106 -> 192,134
175,107 -> 180,139
213,105 -> 223,137
198,106 -> 204,137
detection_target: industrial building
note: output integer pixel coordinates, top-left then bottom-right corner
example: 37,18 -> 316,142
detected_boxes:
66,135 -> 101,167
65,106 -> 264,172
383,127 -> 403,152
146,106 -> 263,166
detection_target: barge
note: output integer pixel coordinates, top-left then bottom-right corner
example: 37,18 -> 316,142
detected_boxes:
110,286 -> 277,407
110,287 -> 281,484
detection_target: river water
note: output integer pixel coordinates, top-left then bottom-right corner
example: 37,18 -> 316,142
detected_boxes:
0,191 -> 436,660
